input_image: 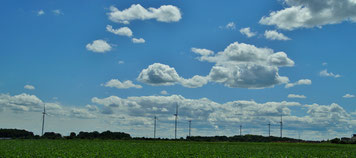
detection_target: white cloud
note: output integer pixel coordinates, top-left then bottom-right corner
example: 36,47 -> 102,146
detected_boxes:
139,42 -> 296,89
320,69 -> 341,78
322,62 -> 328,66
70,108 -> 97,119
288,94 -> 306,99
203,42 -> 293,88
191,48 -> 214,56
0,93 -> 43,112
180,75 -> 209,88
37,10 -> 45,16
259,0 -> 356,30
1,93 -> 355,139
226,22 -> 236,30
304,103 -> 350,129
220,22 -> 236,30
52,9 -> 63,15
198,42 -> 295,67
0,93 -> 97,119
239,27 -> 256,38
106,25 -> 133,37
107,4 -> 182,24
160,90 -> 168,95
343,94 -> 355,98
24,85 -> 35,90
118,61 -> 125,64
264,30 -> 291,40
285,79 -> 312,88
137,63 -> 181,86
137,63 -> 209,88
103,79 -> 142,89
132,38 -> 145,44
91,94 -> 354,139
86,40 -> 112,53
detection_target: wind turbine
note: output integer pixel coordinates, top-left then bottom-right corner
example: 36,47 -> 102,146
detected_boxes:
153,116 -> 157,139
267,122 -> 271,137
236,104 -> 243,136
188,120 -> 192,137
41,104 -> 47,136
280,114 -> 283,138
174,103 -> 178,139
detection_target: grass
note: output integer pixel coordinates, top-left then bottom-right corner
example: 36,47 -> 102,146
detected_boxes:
0,139 -> 355,157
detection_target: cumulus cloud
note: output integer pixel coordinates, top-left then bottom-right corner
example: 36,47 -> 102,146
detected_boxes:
137,63 -> 209,88
140,42 -> 295,89
180,75 -> 209,88
288,94 -> 306,99
239,27 -> 256,38
91,95 -> 300,121
320,69 -> 341,78
160,90 -> 168,95
264,30 -> 291,40
86,40 -> 112,53
92,94 -> 353,135
139,42 -> 295,89
1,93 -> 354,139
132,38 -> 145,44
343,94 -> 355,98
137,63 -> 181,86
191,48 -> 214,56
70,108 -> 97,119
202,42 -> 294,88
37,10 -> 45,16
52,9 -> 63,15
304,103 -> 350,129
106,25 -> 133,37
0,93 -> 43,112
107,4 -> 182,24
226,22 -> 236,30
118,60 -> 125,64
0,93 -> 97,120
285,79 -> 312,88
259,0 -> 356,30
24,85 -> 35,90
103,79 -> 142,89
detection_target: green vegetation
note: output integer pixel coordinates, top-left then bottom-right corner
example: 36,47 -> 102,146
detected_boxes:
1,140 -> 355,157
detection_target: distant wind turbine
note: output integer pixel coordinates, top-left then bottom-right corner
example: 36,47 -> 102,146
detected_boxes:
280,114 -> 283,138
188,120 -> 192,137
41,104 -> 47,136
174,103 -> 178,139
153,116 -> 157,139
268,122 -> 271,137
236,104 -> 243,136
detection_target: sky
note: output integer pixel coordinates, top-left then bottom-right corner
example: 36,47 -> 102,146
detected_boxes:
1,0 -> 356,140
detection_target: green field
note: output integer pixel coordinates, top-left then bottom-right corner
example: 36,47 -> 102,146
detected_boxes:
0,140 -> 355,157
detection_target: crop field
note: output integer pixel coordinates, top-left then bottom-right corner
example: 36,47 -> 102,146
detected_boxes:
0,140 -> 355,157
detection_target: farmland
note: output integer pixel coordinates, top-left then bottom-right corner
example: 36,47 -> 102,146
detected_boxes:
0,140 -> 355,157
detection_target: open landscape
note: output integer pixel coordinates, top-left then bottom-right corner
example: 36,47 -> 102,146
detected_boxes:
2,0 -> 356,157
1,140 -> 356,157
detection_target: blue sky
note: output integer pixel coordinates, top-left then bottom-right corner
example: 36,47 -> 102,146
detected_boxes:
1,0 -> 356,140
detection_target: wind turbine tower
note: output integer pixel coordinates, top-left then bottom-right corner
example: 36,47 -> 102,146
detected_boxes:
174,104 -> 178,139
239,125 -> 242,136
280,114 -> 283,138
188,120 -> 192,137
268,122 -> 271,137
237,104 -> 243,136
41,104 -> 47,136
153,116 -> 157,139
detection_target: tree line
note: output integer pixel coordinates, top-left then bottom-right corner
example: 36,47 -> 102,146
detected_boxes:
1,128 -> 354,144
0,129 -> 131,140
